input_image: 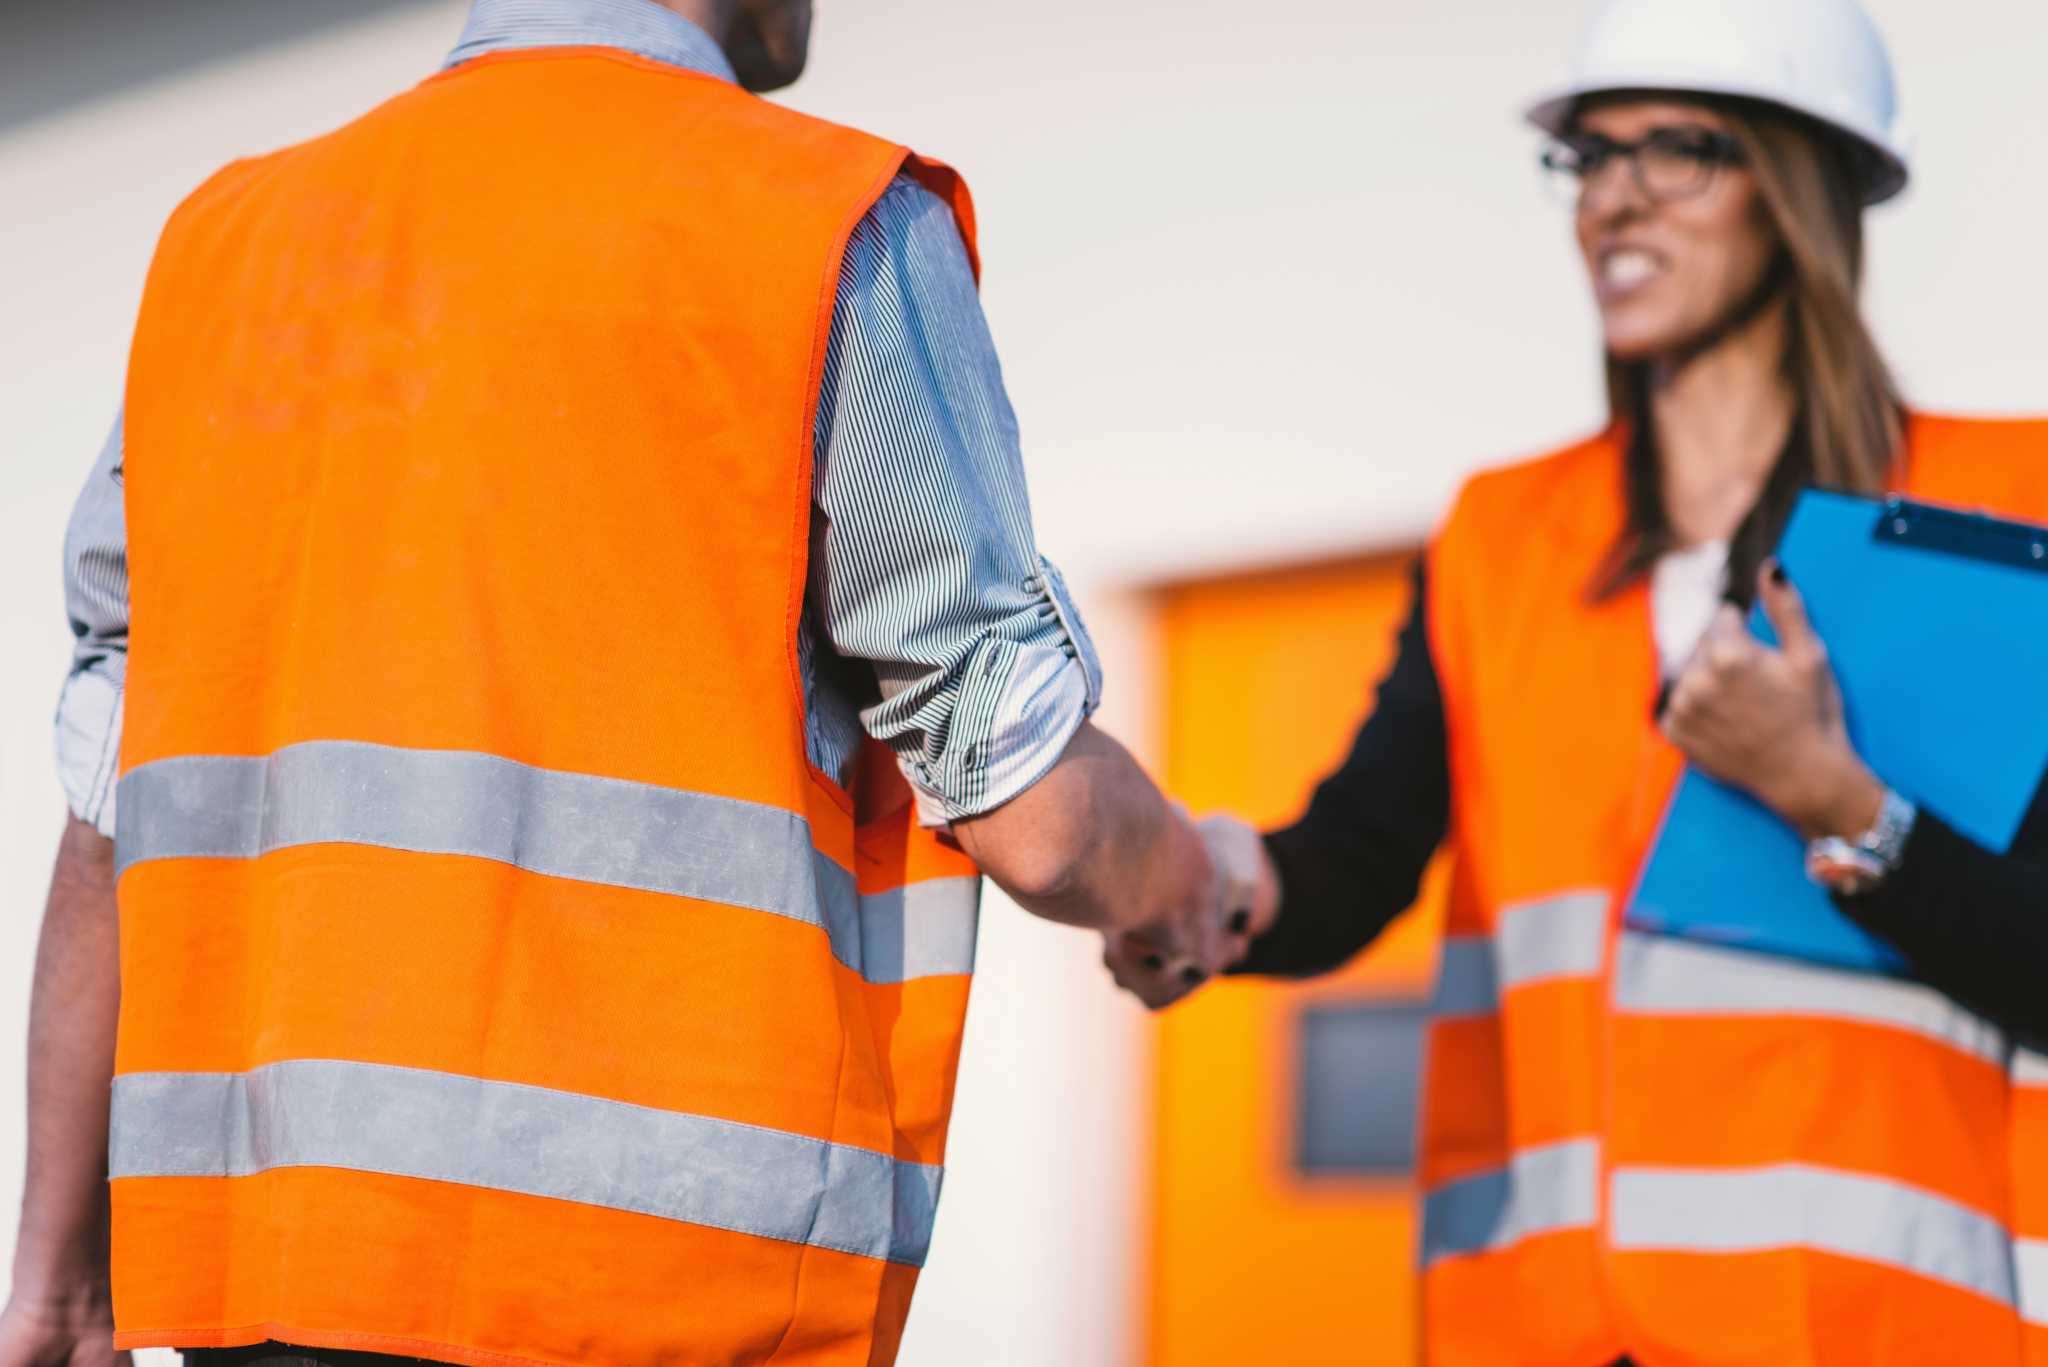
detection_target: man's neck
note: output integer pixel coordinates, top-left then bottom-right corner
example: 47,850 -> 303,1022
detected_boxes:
646,0 -> 738,53
1649,297 -> 1798,548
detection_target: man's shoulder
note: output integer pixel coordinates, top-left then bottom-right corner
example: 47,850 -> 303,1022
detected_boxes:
854,174 -> 967,247
162,56 -> 920,244
157,78 -> 429,235
550,52 -> 909,169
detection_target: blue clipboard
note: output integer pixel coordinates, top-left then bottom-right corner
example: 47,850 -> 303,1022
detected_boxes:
1625,490 -> 2048,974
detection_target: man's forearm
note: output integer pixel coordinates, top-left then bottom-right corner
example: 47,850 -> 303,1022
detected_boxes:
950,722 -> 1189,934
11,816 -> 121,1311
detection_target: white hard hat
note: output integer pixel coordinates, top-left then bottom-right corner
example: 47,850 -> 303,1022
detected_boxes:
1525,0 -> 1910,205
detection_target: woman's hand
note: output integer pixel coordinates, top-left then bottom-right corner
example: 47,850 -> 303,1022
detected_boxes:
1660,561 -> 1886,840
1102,813 -> 1276,1011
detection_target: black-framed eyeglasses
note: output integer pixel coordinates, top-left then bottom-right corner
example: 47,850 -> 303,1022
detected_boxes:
1540,127 -> 1745,208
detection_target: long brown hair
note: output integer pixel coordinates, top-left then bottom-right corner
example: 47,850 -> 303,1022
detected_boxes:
1592,98 -> 1905,601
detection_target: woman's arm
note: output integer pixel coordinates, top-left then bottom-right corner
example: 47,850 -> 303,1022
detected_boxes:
1232,562 -> 1452,978
1663,562 -> 2048,1039
1836,799 -> 2048,1040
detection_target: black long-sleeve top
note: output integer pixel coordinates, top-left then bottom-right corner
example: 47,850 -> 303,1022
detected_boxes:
1235,563 -> 2048,1043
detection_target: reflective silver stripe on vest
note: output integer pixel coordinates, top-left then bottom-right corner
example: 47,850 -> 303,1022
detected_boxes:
1429,936 -> 1499,1018
1612,931 -> 2005,1065
857,877 -> 981,984
1611,1163 -> 2015,1306
110,1059 -> 942,1267
1428,891 -> 1609,1019
1498,892 -> 1609,988
114,742 -> 979,985
2020,1047 -> 2048,1327
2018,1239 -> 2048,1326
1419,1137 -> 1600,1266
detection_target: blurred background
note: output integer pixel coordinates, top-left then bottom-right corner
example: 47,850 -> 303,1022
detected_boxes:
4,1 -> 2047,1363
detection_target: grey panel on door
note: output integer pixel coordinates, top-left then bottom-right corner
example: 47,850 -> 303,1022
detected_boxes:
1294,998 -> 1427,1175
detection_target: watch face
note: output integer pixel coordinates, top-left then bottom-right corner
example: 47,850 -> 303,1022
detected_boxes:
1806,839 -> 1885,896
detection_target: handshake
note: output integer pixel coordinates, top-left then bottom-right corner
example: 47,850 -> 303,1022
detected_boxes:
1099,811 -> 1280,1011
951,725 -> 1280,1009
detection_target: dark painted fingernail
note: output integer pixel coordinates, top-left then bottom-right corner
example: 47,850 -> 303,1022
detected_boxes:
1653,679 -> 1673,722
1228,909 -> 1251,935
1143,954 -> 1164,972
1180,967 -> 1206,986
1769,560 -> 1789,586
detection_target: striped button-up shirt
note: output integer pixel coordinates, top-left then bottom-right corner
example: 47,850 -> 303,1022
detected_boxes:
56,0 -> 1100,837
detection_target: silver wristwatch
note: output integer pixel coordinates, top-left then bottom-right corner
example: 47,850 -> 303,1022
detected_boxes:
1805,787 -> 1918,897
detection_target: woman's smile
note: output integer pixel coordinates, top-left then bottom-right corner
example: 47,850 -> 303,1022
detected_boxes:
1594,243 -> 1667,303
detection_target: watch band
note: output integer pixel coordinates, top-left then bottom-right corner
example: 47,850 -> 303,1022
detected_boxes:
1806,787 -> 1918,896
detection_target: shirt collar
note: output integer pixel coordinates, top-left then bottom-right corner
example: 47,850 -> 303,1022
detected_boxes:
446,0 -> 738,84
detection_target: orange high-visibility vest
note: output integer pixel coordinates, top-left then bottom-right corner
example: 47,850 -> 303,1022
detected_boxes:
111,47 -> 982,1367
2018,1041 -> 2048,1367
1417,413 -> 2048,1366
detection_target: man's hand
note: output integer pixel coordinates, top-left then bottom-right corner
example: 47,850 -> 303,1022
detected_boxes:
5,817 -> 124,1367
952,724 -> 1243,978
1102,813 -> 1277,1011
949,726 -> 1273,1001
0,1290 -> 126,1367
1661,561 -> 1885,839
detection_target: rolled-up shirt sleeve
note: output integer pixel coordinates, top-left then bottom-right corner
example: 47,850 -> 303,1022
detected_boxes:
813,177 -> 1101,825
55,410 -> 129,840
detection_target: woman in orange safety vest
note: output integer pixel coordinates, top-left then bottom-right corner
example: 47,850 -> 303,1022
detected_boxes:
1129,0 -> 2048,1363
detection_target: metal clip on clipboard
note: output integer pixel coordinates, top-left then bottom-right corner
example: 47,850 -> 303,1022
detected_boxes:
1873,496 -> 2048,572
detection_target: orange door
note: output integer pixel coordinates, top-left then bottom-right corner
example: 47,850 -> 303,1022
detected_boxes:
1149,552 -> 1445,1367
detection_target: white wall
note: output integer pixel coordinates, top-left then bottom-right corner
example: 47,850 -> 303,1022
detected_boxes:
2,2 -> 2046,1364
786,0 -> 2048,586
0,12 -> 483,1364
